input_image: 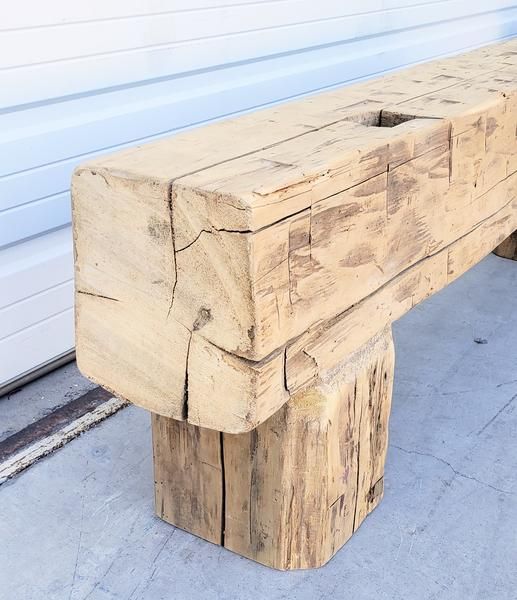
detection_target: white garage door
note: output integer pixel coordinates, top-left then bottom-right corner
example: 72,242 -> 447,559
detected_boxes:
1,0 -> 516,391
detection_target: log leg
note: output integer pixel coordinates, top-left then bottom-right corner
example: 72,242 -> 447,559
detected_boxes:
152,327 -> 395,570
494,231 -> 517,260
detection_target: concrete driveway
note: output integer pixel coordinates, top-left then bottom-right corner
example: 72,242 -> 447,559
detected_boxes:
0,254 -> 516,600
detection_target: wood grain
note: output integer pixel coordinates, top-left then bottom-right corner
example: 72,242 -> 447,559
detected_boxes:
153,327 -> 395,569
76,40 -> 517,571
73,39 -> 517,430
153,414 -> 223,544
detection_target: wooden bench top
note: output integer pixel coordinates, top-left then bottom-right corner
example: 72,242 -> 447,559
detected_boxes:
73,39 -> 517,432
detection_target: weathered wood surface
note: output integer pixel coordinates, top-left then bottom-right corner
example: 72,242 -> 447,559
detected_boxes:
153,327 -> 395,570
494,231 -> 517,260
73,40 -> 517,431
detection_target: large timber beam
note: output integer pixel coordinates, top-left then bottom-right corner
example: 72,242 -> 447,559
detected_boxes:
73,39 -> 517,569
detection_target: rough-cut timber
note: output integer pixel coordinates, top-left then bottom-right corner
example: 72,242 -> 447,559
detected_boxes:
154,328 -> 394,570
73,40 -> 517,432
73,39 -> 517,571
494,231 -> 517,260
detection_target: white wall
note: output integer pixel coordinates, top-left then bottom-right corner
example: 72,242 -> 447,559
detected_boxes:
1,0 -> 516,387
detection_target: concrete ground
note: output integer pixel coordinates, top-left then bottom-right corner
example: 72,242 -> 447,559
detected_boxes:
0,253 -> 516,600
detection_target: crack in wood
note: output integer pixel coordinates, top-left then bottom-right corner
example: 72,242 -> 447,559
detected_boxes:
77,290 -> 119,302
183,332 -> 193,421
220,431 -> 226,546
166,185 -> 178,320
352,380 -> 363,533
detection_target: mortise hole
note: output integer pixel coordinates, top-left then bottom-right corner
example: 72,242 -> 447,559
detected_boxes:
345,110 -> 418,128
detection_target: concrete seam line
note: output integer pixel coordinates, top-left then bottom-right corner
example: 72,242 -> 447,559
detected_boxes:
0,385 -> 115,461
0,396 -> 128,485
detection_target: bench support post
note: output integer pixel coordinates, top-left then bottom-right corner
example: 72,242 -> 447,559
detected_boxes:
152,327 -> 395,569
494,231 -> 517,261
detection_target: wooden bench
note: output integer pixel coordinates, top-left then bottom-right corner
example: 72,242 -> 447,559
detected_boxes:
72,40 -> 517,570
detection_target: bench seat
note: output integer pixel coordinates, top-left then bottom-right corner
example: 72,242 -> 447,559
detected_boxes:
73,39 -> 517,569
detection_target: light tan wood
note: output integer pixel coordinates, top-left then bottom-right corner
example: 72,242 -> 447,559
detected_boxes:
494,231 -> 517,260
73,173 -> 189,419
154,327 -> 394,570
73,40 -> 517,431
153,414 -> 223,544
74,41 -> 517,571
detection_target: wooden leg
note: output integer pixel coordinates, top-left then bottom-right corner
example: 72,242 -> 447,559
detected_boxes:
494,231 -> 517,260
153,327 -> 395,570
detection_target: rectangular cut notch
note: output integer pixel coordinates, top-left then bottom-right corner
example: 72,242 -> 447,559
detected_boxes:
344,108 -> 422,128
